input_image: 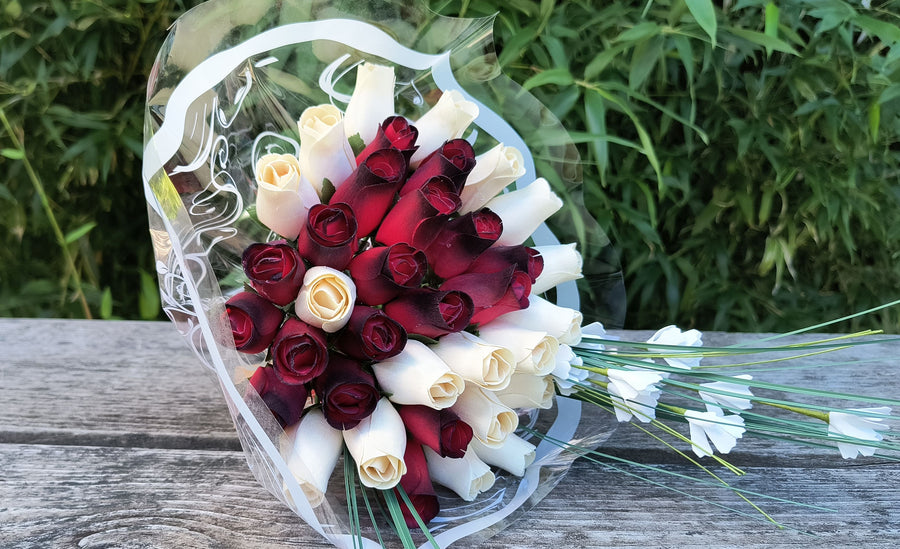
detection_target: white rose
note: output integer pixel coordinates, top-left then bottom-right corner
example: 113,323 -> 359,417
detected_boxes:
458,144 -> 526,214
470,433 -> 536,477
494,373 -> 555,410
530,243 -> 583,294
281,409 -> 343,508
297,104 -> 355,195
372,340 -> 465,409
342,398 -> 407,490
342,62 -> 396,145
255,153 -> 320,239
294,266 -> 356,333
429,331 -> 515,391
423,445 -> 495,501
410,90 -> 479,167
450,383 -> 518,448
484,178 -> 563,246
497,294 -> 583,345
477,319 -> 559,375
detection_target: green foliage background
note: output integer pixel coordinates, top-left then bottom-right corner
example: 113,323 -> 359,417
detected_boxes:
1,0 -> 899,331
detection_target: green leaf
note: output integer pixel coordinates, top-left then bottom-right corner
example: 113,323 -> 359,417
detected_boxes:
139,270 -> 160,320
685,0 -> 718,47
764,2 -> 779,56
522,67 -> 574,90
629,35 -> 664,90
64,221 -> 97,243
726,27 -> 800,55
320,178 -> 336,204
614,22 -> 661,43
868,102 -> 880,144
100,287 -> 113,320
347,133 -> 365,157
0,148 -> 24,159
584,90 -> 609,183
853,15 -> 900,44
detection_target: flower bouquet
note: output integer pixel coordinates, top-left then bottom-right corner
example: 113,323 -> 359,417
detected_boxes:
143,0 -> 899,547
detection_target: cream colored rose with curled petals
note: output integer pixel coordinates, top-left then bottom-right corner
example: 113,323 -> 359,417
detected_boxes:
294,266 -> 356,333
255,153 -> 320,239
297,104 -> 355,195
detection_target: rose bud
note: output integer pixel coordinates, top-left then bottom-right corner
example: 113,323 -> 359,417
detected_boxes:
440,267 -> 531,326
335,305 -> 407,361
357,116 -> 419,165
459,143 -> 526,214
401,138 -> 475,196
470,433 -> 536,477
343,63 -> 396,146
349,243 -> 427,306
330,148 -> 408,237
430,331 -> 515,391
494,373 -> 555,410
343,397 -> 408,490
297,104 -> 355,197
424,208 -> 503,280
450,382 -> 518,448
465,245 -> 543,283
225,291 -> 284,354
296,202 -> 358,271
530,243 -> 583,294
254,153 -> 320,240
398,405 -> 473,459
477,319 -> 559,376
410,90 -> 479,168
315,354 -> 380,430
483,177 -> 563,246
294,266 -> 357,333
496,294 -> 583,345
423,445 -> 494,502
270,318 -> 329,385
395,441 -> 439,527
372,340 -> 465,410
375,175 -> 460,250
383,288 -> 473,339
248,366 -> 309,427
281,408 -> 344,508
241,241 -> 306,306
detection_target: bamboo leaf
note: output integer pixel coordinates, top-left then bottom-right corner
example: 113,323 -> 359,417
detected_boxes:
64,221 -> 96,244
685,0 -> 718,47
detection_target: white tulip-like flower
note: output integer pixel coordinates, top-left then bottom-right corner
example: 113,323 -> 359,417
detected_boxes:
423,446 -> 495,501
471,433 -> 536,477
684,409 -> 746,457
497,295 -> 583,345
342,62 -> 396,145
429,330 -> 515,391
410,90 -> 479,167
343,398 -> 407,489
552,344 -> 589,395
297,104 -> 355,195
372,340 -> 465,409
646,325 -> 704,370
476,319 -> 559,376
530,243 -> 583,295
458,144 -> 526,214
451,383 -> 518,448
609,381 -> 660,423
281,409 -> 343,507
494,373 -> 555,410
699,375 -> 754,412
254,153 -> 320,239
828,406 -> 892,459
294,266 -> 356,333
606,369 -> 664,401
484,178 -> 563,246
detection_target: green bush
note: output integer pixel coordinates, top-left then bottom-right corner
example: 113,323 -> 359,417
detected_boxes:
2,0 -> 898,332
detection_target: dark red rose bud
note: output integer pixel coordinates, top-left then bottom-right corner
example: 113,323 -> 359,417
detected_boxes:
271,318 -> 329,385
248,366 -> 309,427
398,405 -> 474,459
441,267 -> 531,326
424,208 -> 503,280
357,116 -> 419,165
296,202 -> 358,270
395,440 -> 439,527
336,306 -> 408,361
465,245 -> 544,283
331,148 -> 408,237
383,288 -> 473,338
400,139 -> 475,196
375,175 -> 460,249
225,291 -> 284,353
315,354 -> 380,430
241,241 -> 306,306
349,243 -> 428,305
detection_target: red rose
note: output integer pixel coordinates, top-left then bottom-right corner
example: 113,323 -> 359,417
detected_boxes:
349,243 -> 428,305
400,139 -> 475,196
296,202 -> 358,270
423,208 -> 503,279
241,240 -> 306,306
465,244 -> 544,283
335,306 -> 408,361
248,366 -> 308,428
395,440 -> 439,527
383,288 -> 473,338
225,291 -> 284,353
398,405 -> 473,459
315,354 -> 380,430
356,116 -> 418,165
330,148 -> 408,237
270,318 -> 329,385
375,175 -> 460,250
441,267 -> 531,326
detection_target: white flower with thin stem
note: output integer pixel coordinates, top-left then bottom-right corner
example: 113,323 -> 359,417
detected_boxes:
552,343 -> 589,395
828,406 -> 891,459
684,409 -> 745,457
698,375 -> 754,412
608,382 -> 661,424
607,368 -> 664,401
646,325 -> 703,370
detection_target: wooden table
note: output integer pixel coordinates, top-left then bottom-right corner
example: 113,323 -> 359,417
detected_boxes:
2,318 -> 898,547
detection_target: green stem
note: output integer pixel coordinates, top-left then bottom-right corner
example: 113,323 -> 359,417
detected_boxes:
761,401 -> 829,422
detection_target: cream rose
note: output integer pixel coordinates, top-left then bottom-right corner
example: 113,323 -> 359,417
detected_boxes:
530,243 -> 583,294
458,144 -> 526,214
495,294 -> 583,345
471,433 -> 536,477
281,409 -> 343,507
372,340 -> 465,409
297,104 -> 355,195
342,398 -> 407,490
410,90 -> 479,167
294,266 -> 356,333
450,383 -> 518,448
484,177 -> 563,246
495,373 -> 555,410
342,62 -> 396,145
423,445 -> 495,501
429,331 -> 515,391
255,153 -> 320,239
476,319 -> 559,376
